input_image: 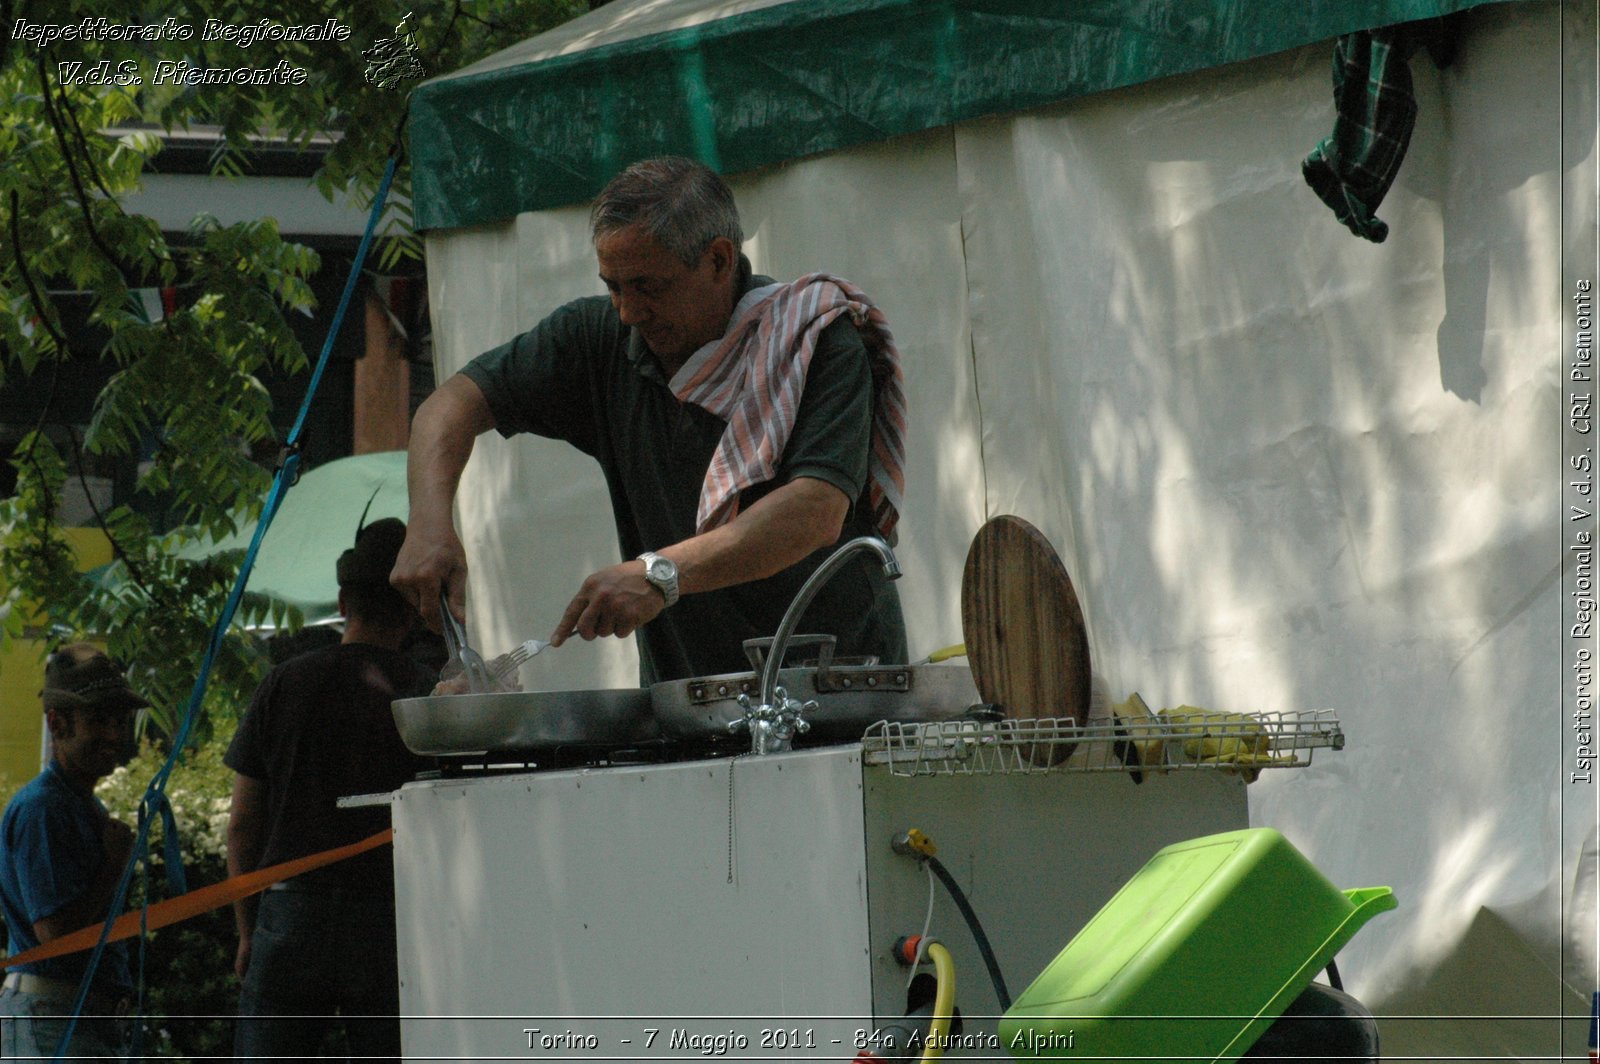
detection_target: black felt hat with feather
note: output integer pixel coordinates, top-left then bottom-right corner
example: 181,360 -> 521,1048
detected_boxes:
336,491 -> 405,589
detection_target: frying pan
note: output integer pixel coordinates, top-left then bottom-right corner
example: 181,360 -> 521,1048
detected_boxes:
391,688 -> 658,755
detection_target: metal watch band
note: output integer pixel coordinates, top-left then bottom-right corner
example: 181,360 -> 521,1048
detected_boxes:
637,551 -> 680,608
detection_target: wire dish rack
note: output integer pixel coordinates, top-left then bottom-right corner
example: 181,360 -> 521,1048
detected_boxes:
859,709 -> 1344,778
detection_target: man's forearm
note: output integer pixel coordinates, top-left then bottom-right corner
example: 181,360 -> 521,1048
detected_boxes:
31,816 -> 134,943
226,825 -> 263,937
392,373 -> 498,621
33,862 -> 125,944
669,476 -> 849,595
407,374 -> 494,533
227,774 -> 267,937
551,476 -> 852,645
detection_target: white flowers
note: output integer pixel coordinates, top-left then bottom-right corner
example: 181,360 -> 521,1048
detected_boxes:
98,737 -> 233,865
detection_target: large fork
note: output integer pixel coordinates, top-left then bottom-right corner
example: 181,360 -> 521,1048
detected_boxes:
488,638 -> 550,681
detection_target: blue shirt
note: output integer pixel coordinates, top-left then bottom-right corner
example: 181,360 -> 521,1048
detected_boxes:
0,761 -> 132,993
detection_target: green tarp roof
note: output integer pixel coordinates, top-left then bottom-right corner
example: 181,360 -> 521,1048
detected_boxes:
409,0 -> 1521,231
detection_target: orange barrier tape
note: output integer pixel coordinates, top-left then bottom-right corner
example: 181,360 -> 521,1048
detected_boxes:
0,828 -> 393,969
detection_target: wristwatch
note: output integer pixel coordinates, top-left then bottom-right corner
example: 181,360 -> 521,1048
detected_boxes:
637,551 -> 680,608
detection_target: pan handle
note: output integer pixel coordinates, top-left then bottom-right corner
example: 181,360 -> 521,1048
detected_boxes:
742,634 -> 839,674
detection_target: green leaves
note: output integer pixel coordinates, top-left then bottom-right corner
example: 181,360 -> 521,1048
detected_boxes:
1,0 -> 585,736
0,433 -> 76,638
0,63 -> 314,731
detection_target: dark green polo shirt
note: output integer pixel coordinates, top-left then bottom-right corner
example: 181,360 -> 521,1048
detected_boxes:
461,262 -> 907,685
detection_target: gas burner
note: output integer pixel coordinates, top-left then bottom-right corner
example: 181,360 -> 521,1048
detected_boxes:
416,737 -> 745,779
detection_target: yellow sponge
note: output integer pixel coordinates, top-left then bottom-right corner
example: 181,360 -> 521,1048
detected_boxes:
1159,706 -> 1299,781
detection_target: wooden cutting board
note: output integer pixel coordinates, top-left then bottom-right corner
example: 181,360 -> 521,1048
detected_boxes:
960,516 -> 1092,744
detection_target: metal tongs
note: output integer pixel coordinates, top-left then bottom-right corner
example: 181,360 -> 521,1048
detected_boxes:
438,588 -> 495,693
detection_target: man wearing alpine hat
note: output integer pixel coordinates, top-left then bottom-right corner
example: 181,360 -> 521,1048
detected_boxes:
0,642 -> 143,1060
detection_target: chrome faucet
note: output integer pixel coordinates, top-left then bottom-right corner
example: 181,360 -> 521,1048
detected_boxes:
732,536 -> 903,755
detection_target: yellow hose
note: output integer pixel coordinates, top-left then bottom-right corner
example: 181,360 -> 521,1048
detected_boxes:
919,941 -> 956,1062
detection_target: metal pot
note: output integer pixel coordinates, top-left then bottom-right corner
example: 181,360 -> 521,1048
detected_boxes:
649,635 -> 982,742
392,688 -> 657,755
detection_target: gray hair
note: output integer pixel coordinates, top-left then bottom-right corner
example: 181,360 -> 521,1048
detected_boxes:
590,157 -> 743,266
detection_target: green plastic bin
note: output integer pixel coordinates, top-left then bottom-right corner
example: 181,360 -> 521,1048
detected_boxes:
999,828 -> 1395,1061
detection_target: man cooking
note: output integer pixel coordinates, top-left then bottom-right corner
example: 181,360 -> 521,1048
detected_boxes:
391,155 -> 908,683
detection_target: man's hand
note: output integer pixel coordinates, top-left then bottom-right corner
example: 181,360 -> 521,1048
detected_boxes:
101,817 -> 134,869
552,560 -> 666,645
391,521 -> 469,632
234,931 -> 253,980
546,478 -> 850,649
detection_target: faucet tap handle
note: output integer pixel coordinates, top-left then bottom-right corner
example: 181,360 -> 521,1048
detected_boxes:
729,688 -> 814,753
772,687 -> 814,743
729,692 -> 757,735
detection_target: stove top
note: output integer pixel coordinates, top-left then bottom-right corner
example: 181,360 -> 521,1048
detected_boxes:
411,730 -> 889,779
416,736 -> 746,779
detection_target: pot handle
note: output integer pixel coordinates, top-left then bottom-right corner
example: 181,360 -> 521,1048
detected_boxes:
742,634 -> 839,674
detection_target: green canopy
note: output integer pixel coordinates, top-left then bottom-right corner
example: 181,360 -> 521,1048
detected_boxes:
176,451 -> 409,625
409,0 -> 1522,230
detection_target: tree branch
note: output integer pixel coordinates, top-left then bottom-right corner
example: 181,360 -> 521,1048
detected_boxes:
10,192 -> 66,571
429,2 -> 466,68
0,0 -> 15,73
55,82 -> 175,272
454,6 -> 507,31
8,190 -> 70,362
13,191 -> 157,603
65,424 -> 155,599
57,76 -> 116,203
35,53 -> 136,281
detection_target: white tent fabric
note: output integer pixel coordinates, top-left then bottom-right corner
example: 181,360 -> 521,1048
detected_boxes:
424,1 -> 1596,1055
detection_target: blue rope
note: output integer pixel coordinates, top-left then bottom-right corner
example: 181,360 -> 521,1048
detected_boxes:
50,150 -> 403,1062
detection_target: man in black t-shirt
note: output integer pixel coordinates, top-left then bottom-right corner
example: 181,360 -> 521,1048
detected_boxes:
391,156 -> 907,683
225,517 -> 431,1063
